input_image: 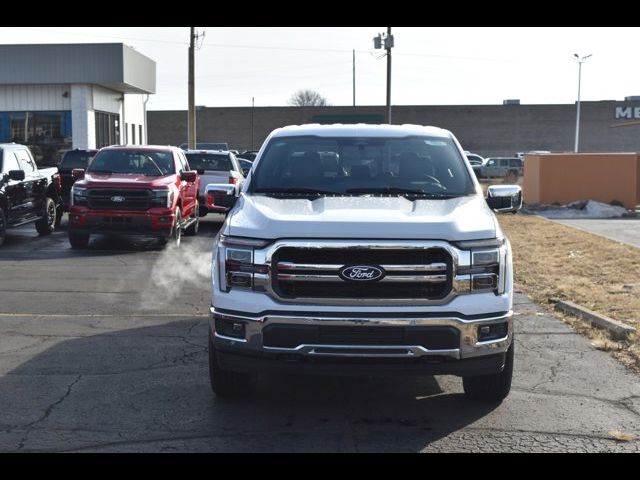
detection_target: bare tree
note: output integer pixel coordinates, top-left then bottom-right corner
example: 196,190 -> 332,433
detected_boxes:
288,89 -> 329,107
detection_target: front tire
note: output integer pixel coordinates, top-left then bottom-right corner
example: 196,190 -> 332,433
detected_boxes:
208,329 -> 254,397
463,336 -> 514,402
35,198 -> 56,235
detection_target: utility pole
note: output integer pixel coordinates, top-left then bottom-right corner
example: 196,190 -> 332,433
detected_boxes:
352,49 -> 356,107
373,28 -> 394,124
573,53 -> 592,153
188,27 -> 196,150
386,27 -> 392,124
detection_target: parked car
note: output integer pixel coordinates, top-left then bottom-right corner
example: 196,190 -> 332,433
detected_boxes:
206,124 -> 522,401
0,143 -> 62,246
57,149 -> 98,225
464,151 -> 486,179
480,157 -> 523,182
238,150 -> 259,162
67,145 -> 200,249
179,142 -> 229,151
184,150 -> 245,216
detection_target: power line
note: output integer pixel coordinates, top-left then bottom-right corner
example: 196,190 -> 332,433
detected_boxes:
3,27 -> 510,62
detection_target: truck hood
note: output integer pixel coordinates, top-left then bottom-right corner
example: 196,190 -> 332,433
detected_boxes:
78,173 -> 176,189
228,194 -> 497,241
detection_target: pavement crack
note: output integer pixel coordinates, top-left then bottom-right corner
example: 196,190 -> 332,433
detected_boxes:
26,374 -> 83,428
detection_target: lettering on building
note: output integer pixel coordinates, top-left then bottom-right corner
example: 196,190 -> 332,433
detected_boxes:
615,106 -> 640,119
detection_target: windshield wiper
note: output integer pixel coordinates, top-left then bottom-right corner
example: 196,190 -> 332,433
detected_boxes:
254,187 -> 339,195
143,157 -> 165,176
87,170 -> 113,174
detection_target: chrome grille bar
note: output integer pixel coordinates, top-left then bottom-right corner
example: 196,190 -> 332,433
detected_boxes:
276,261 -> 447,272
277,273 -> 447,283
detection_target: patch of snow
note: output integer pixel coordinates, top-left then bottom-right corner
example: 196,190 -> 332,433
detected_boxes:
522,200 -> 630,219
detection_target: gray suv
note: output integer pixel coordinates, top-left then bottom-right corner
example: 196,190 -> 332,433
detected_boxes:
480,157 -> 523,182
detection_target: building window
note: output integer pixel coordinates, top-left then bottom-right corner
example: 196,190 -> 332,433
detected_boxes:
0,111 -> 72,167
139,124 -> 143,145
95,111 -> 120,149
131,124 -> 136,145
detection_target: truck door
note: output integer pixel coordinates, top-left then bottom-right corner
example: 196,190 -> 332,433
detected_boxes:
2,151 -> 27,223
15,149 -> 41,219
483,158 -> 497,178
178,151 -> 197,216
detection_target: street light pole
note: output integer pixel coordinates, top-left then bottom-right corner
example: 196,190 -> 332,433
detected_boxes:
573,53 -> 592,153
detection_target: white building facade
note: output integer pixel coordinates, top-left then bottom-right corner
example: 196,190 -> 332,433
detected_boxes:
0,43 -> 155,165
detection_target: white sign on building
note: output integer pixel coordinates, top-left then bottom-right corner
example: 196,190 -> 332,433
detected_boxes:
615,106 -> 640,119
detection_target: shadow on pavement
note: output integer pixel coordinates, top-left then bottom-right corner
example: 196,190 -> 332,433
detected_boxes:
0,319 -> 500,452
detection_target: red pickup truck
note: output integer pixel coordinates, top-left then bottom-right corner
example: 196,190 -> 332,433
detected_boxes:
68,145 -> 200,249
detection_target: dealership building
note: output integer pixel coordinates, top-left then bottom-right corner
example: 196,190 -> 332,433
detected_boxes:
0,43 -> 155,165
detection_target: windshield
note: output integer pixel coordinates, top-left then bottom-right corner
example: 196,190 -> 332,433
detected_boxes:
60,151 -> 95,170
185,153 -> 232,171
250,135 -> 474,196
87,150 -> 175,175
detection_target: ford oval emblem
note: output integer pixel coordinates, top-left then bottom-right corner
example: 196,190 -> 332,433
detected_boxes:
111,196 -> 125,203
339,265 -> 385,282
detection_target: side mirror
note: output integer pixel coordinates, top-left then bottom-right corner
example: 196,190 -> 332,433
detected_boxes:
72,168 -> 85,180
8,170 -> 25,181
181,170 -> 198,183
206,183 -> 237,209
486,185 -> 522,213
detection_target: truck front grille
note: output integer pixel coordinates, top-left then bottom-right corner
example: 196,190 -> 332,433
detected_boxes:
271,247 -> 453,300
87,189 -> 151,211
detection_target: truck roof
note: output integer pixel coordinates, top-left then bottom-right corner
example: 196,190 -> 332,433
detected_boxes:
100,145 -> 182,152
269,124 -> 453,139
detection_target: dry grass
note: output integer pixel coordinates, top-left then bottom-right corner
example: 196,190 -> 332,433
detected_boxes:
498,214 -> 640,371
608,430 -> 637,442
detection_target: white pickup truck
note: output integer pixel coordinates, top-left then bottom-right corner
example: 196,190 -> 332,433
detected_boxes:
206,124 -> 522,402
183,150 -> 245,216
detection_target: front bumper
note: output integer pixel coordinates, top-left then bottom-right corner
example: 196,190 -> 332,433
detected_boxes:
68,208 -> 174,237
210,307 -> 513,377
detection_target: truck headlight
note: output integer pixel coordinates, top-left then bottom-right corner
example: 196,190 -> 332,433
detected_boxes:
218,235 -> 270,292
454,237 -> 507,294
71,186 -> 87,206
151,189 -> 174,208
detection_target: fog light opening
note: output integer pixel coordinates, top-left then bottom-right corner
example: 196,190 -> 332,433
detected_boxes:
214,317 -> 246,340
477,322 -> 508,342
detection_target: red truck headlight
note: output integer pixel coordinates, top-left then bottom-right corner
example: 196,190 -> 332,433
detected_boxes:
70,186 -> 87,206
151,189 -> 175,208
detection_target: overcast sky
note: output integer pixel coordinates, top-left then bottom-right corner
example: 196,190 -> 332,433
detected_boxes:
1,27 -> 639,111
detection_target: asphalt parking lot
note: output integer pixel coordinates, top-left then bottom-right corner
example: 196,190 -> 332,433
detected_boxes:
0,217 -> 639,452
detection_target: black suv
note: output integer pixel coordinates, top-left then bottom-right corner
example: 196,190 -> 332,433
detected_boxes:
57,149 -> 98,224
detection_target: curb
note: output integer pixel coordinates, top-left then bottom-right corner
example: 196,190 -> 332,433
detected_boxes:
554,300 -> 636,340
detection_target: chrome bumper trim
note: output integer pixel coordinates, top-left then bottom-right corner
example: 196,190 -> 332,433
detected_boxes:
210,307 -> 513,360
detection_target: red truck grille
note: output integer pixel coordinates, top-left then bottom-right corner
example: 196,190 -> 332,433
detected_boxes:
87,189 -> 151,211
